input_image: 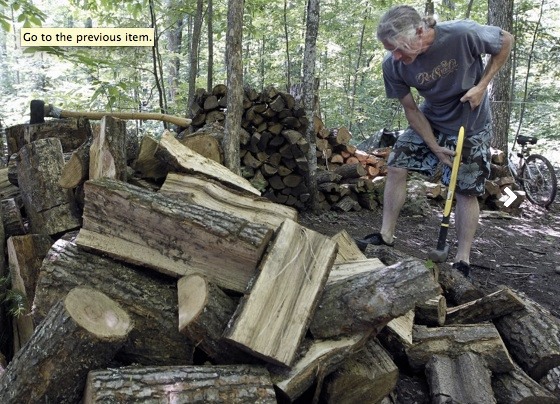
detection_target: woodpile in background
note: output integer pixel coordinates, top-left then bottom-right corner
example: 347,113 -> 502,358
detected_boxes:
186,85 -> 389,212
0,116 -> 558,403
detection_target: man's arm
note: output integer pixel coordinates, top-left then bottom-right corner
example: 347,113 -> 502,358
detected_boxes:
461,29 -> 514,108
400,92 -> 455,167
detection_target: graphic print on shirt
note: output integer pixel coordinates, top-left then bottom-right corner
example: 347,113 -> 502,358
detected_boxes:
416,59 -> 459,86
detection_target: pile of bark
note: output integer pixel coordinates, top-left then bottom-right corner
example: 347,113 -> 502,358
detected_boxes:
0,116 -> 558,403
187,85 -> 390,212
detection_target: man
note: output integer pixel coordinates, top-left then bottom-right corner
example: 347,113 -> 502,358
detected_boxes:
356,5 -> 513,277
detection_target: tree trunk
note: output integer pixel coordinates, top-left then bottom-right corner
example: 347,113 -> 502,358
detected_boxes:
187,0 -> 204,121
302,0 -> 320,211
224,0 -> 244,174
224,218 -> 337,367
33,238 -> 193,365
0,287 -> 132,404
488,0 -> 514,152
83,365 -> 277,403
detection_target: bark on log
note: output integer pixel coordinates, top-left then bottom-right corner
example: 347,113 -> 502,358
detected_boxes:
426,353 -> 496,404
445,287 -> 526,325
492,363 -> 560,404
407,324 -> 515,373
83,365 -> 277,404
89,115 -> 127,181
438,264 -> 484,305
75,178 -> 273,293
177,274 -> 256,364
5,118 -> 89,157
1,198 -> 25,238
268,332 -> 370,402
309,258 -> 441,339
539,366 -> 560,398
223,219 -> 337,366
159,172 -> 298,231
8,234 -> 53,351
0,286 -> 132,404
494,295 -> 560,381
320,338 -> 399,404
0,168 -> 20,200
156,130 -> 260,196
333,163 -> 366,179
16,138 -> 81,235
33,238 -> 193,365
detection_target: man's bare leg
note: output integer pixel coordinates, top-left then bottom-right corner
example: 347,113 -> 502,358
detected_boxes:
380,166 -> 409,244
454,193 -> 480,264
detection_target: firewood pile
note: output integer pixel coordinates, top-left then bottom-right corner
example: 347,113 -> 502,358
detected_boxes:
187,85 -> 389,212
0,117 -> 558,403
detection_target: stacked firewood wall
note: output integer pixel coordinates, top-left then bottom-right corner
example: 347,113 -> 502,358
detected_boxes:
188,85 -> 390,212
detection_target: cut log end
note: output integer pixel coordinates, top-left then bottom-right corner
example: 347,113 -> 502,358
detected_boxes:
177,274 -> 208,331
64,287 -> 132,339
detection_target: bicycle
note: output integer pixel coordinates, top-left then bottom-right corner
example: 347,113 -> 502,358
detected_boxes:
507,135 -> 558,208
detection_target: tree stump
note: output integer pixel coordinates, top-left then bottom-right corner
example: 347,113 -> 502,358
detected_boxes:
0,286 -> 132,404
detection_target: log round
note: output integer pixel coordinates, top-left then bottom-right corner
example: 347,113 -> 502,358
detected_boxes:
494,296 -> 560,381
0,287 -> 132,404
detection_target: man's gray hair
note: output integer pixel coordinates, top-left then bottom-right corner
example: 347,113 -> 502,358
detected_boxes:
377,5 -> 436,47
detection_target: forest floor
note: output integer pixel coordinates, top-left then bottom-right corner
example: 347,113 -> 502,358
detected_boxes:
299,186 -> 560,403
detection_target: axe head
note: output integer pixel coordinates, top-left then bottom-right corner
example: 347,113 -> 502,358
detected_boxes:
428,244 -> 449,263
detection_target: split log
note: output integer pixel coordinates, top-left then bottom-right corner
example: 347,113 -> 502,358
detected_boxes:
156,130 -> 260,196
362,244 -> 416,266
333,163 -> 366,180
320,338 -> 399,404
33,238 -> 193,365
425,353 -> 496,404
1,198 -> 25,238
75,178 -> 273,293
180,132 -> 224,164
8,234 -> 53,351
268,332 -> 370,402
331,229 -> 366,263
5,118 -> 89,157
223,219 -> 337,366
89,115 -> 127,181
445,287 -> 525,325
0,286 -> 132,404
494,295 -> 560,381
177,274 -> 255,364
159,172 -> 298,231
407,324 -> 515,373
492,363 -> 560,404
83,365 -> 277,404
131,135 -> 169,180
310,258 -> 441,339
415,295 -> 446,327
59,135 -> 92,188
16,137 -> 81,235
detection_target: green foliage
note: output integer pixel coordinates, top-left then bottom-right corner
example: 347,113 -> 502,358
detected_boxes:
0,276 -> 28,318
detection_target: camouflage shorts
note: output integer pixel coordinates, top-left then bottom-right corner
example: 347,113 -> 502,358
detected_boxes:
387,123 -> 492,196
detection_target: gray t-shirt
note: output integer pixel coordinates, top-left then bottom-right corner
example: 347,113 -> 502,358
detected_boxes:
382,20 -> 504,136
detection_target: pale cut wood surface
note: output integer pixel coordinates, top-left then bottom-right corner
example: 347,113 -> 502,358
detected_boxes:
157,130 -> 261,195
331,229 -> 367,263
224,218 -> 337,366
160,173 -> 297,231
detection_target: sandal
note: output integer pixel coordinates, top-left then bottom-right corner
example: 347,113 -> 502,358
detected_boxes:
355,232 -> 395,252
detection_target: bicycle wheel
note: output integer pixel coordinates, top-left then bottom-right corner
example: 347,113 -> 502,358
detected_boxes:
521,154 -> 558,208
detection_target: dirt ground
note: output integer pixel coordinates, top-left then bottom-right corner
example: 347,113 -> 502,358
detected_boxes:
299,192 -> 560,403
